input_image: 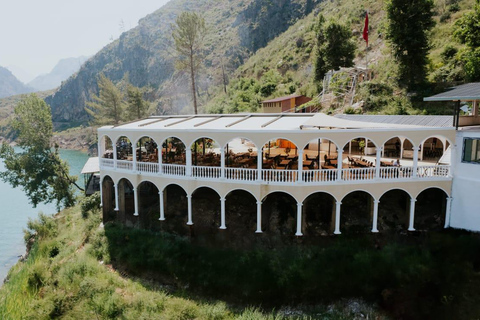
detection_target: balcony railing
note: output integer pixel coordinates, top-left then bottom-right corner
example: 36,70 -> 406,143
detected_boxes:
99,159 -> 451,184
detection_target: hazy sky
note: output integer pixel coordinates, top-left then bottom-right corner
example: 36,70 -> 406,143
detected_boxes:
0,0 -> 170,82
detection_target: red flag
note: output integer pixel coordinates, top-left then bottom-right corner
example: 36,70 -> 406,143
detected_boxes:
363,12 -> 369,47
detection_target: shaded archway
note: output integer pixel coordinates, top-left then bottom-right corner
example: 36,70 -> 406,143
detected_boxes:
262,138 -> 298,170
101,176 -> 115,223
161,137 -> 186,165
136,136 -> 159,163
116,136 -> 133,160
340,191 -> 374,233
343,137 -> 377,157
225,138 -> 258,169
191,187 -> 221,242
162,184 -> 189,236
118,178 -> 135,227
224,190 -> 257,246
100,136 -> 114,159
382,136 -> 414,161
421,137 -> 449,161
191,137 -> 221,167
378,189 -> 411,232
302,192 -> 336,236
137,181 -> 160,230
261,192 -> 296,239
415,188 -> 447,231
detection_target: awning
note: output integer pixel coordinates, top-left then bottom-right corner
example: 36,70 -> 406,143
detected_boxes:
300,113 -> 420,129
81,157 -> 99,174
424,83 -> 480,101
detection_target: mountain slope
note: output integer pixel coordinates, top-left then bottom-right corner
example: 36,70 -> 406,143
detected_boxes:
0,67 -> 33,99
44,0 -> 322,127
28,56 -> 89,91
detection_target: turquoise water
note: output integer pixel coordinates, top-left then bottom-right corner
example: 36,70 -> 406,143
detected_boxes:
0,148 -> 89,283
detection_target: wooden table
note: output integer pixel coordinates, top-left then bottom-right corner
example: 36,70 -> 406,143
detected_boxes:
279,160 -> 291,166
321,165 -> 336,170
303,160 -> 312,168
330,159 -> 338,166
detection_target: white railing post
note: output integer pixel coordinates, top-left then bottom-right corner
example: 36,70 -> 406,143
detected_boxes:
412,146 -> 419,177
133,146 -> 137,172
372,199 -> 380,232
113,144 -> 118,170
133,187 -> 139,216
445,197 -> 452,228
408,198 -> 416,231
221,148 -> 225,179
220,197 -> 226,229
158,148 -> 163,175
334,201 -> 341,234
99,178 -> 103,207
375,147 -> 382,179
337,148 -> 343,181
295,202 -> 303,236
114,183 -> 119,211
257,149 -> 263,181
186,149 -> 192,176
159,190 -> 165,221
187,195 -> 193,225
256,201 -> 262,233
297,149 -> 304,183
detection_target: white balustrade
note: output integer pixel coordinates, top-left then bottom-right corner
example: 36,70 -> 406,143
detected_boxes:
342,167 -> 376,181
192,166 -> 221,179
416,165 -> 450,178
136,161 -> 159,174
379,166 -> 412,180
117,160 -> 133,171
162,164 -> 186,176
100,158 -> 114,169
262,169 -> 297,183
302,169 -> 337,182
225,168 -> 258,181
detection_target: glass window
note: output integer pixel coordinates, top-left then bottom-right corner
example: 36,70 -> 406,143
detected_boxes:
463,138 -> 480,163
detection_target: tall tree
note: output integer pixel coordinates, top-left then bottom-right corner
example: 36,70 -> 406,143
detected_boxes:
386,0 -> 435,90
0,94 -> 79,209
85,74 -> 125,125
314,15 -> 356,83
454,0 -> 480,81
172,12 -> 206,114
126,85 -> 150,120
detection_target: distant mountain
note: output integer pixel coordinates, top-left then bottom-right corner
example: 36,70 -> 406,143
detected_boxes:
0,66 -> 33,99
28,56 -> 89,91
6,65 -> 34,84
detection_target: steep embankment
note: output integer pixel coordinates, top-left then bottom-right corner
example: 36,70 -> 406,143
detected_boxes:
46,0 -> 323,127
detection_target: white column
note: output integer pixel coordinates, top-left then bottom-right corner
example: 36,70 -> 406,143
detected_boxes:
372,199 -> 380,233
113,143 -> 118,170
133,143 -> 137,172
349,141 -> 352,155
295,202 -> 303,236
297,149 -> 304,183
133,187 -> 139,216
375,147 -> 382,179
444,197 -> 452,228
334,201 -> 341,235
420,143 -> 424,161
408,198 -> 416,231
365,139 -> 369,156
220,147 -> 225,179
99,178 -> 103,207
337,148 -> 343,181
158,146 -> 163,175
400,138 -> 405,160
449,145 -> 456,177
412,146 -> 419,177
256,201 -> 262,233
114,183 -> 119,211
187,195 -> 193,225
220,197 -> 226,229
186,149 -> 192,176
159,190 -> 165,221
257,148 -> 263,181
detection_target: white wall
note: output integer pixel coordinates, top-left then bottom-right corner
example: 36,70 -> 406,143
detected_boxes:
450,130 -> 480,231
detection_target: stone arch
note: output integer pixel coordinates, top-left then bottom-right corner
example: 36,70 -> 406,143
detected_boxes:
224,137 -> 259,169
302,191 -> 336,236
101,175 -> 115,223
419,135 -> 451,162
340,190 -> 376,233
224,189 -> 258,246
414,187 -> 448,231
162,183 -> 189,236
261,137 -> 299,169
137,181 -> 160,230
99,135 -> 114,159
135,136 -> 159,163
161,137 -> 187,165
381,136 -> 415,161
117,178 -> 135,227
378,189 -> 412,232
342,136 -> 378,157
261,191 -> 297,239
191,186 -> 221,241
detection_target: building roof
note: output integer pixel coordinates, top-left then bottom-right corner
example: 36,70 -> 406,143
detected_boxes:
424,82 -> 480,101
301,114 -> 425,129
262,94 -> 303,103
335,114 -> 453,128
81,157 -> 100,174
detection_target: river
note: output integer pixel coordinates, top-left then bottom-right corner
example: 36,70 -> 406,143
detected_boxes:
0,149 -> 89,283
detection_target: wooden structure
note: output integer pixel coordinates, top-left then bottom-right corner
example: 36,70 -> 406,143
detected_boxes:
261,94 -> 312,113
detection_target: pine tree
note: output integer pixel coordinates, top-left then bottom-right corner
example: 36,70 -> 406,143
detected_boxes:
85,74 -> 126,125
126,85 -> 150,120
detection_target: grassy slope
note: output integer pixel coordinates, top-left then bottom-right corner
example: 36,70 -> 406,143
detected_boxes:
0,202 -> 385,319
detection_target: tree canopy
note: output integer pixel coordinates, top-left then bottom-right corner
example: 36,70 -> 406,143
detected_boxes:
126,85 -> 150,120
172,12 -> 206,114
385,0 -> 435,90
454,0 -> 480,81
314,15 -> 356,83
0,94 -> 78,209
85,74 -> 126,125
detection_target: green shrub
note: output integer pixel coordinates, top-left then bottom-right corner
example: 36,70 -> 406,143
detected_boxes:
80,192 -> 101,219
24,213 -> 57,244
